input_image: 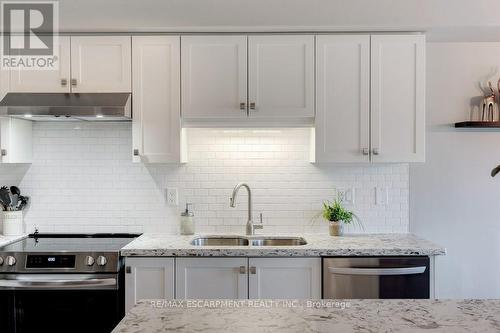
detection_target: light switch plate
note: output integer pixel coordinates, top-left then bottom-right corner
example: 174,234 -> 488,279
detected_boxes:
335,188 -> 355,205
375,187 -> 388,205
166,188 -> 178,206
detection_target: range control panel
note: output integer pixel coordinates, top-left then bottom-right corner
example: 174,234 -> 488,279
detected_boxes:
26,255 -> 76,269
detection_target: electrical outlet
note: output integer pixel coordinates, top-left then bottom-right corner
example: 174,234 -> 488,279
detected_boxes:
335,188 -> 355,205
166,188 -> 178,206
375,187 -> 388,205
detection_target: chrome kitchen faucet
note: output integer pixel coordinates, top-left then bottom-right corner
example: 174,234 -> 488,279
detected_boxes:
229,183 -> 263,235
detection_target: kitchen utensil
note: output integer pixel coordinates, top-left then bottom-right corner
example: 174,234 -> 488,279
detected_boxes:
9,186 -> 20,209
0,186 -> 11,210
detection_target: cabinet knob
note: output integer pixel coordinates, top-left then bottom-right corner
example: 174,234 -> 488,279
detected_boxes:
239,266 -> 246,274
61,79 -> 68,86
239,102 -> 246,111
133,149 -> 140,156
372,148 -> 380,155
71,79 -> 77,87
1,149 -> 6,157
125,266 -> 132,274
249,102 -> 256,110
362,148 -> 369,156
249,266 -> 256,275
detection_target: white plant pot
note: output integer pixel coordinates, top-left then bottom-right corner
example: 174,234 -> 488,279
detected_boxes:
2,211 -> 24,236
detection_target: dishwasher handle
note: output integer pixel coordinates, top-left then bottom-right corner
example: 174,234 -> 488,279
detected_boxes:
328,266 -> 426,276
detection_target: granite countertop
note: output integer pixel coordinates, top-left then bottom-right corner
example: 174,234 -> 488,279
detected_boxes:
0,234 -> 27,248
120,233 -> 446,257
113,299 -> 500,333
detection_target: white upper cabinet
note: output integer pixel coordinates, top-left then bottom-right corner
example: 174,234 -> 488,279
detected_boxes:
181,36 -> 247,119
315,34 -> 425,163
6,36 -> 131,93
9,36 -> 71,93
315,35 -> 370,163
125,258 -> 175,312
248,35 -> 314,119
176,258 -> 248,299
132,36 -> 181,163
70,36 -> 132,92
248,258 -> 321,299
370,35 -> 425,163
0,117 -> 32,164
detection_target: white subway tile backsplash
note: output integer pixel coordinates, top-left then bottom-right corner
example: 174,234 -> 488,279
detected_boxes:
0,123 -> 409,234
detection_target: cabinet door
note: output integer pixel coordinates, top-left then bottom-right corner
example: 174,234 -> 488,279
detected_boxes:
371,35 -> 425,162
70,36 -> 131,92
125,258 -> 175,312
132,36 -> 181,163
9,36 -> 71,92
248,35 -> 314,118
248,258 -> 321,299
176,258 -> 248,299
315,35 -> 370,163
181,36 -> 247,119
0,117 -> 32,164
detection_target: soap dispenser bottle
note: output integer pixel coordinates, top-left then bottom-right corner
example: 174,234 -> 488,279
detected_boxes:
180,203 -> 195,235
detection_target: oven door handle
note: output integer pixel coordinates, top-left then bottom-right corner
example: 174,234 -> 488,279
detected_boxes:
328,266 -> 427,276
0,275 -> 118,290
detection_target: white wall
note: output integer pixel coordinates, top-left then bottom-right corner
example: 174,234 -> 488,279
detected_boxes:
411,42 -> 500,298
0,123 -> 409,235
54,0 -> 499,36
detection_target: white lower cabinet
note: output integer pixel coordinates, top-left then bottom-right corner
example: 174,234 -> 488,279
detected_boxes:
126,257 -> 322,306
248,258 -> 321,299
176,258 -> 248,299
125,258 -> 175,312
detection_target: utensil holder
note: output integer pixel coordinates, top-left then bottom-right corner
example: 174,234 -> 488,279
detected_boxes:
2,211 -> 24,236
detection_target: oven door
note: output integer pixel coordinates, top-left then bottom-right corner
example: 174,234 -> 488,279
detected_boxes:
0,274 -> 121,333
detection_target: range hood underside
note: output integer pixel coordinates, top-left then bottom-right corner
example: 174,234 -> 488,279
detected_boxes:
0,93 -> 132,121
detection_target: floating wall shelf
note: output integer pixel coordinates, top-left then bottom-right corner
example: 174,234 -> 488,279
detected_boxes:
455,121 -> 500,128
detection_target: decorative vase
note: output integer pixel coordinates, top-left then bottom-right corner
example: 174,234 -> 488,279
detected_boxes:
329,220 -> 343,236
2,211 -> 24,236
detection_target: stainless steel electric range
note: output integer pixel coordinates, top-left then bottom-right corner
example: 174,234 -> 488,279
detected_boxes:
0,233 -> 139,333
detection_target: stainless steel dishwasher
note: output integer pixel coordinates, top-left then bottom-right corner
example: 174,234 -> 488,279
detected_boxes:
323,257 -> 429,299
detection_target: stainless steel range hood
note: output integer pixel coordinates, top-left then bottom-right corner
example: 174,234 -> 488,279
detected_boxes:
0,93 -> 132,121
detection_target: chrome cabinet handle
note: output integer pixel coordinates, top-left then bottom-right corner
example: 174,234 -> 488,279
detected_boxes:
362,148 -> 369,156
240,102 -> 246,111
328,266 -> 426,276
249,102 -> 256,110
239,266 -> 246,274
249,266 -> 256,275
71,78 -> 77,87
1,149 -> 6,157
61,79 -> 68,87
372,148 -> 380,155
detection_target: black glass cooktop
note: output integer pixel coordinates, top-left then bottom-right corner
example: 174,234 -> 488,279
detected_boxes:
0,233 -> 140,252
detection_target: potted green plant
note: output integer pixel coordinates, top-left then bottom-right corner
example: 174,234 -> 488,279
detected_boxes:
322,199 -> 354,236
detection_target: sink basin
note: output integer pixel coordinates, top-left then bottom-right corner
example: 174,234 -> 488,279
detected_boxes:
190,237 -> 249,246
190,236 -> 307,247
250,237 -> 307,246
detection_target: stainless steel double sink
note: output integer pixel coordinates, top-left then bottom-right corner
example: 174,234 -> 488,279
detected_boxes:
190,236 -> 307,247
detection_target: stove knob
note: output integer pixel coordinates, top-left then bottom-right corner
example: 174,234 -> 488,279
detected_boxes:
0,257 -> 3,266
6,256 -> 16,266
96,256 -> 107,266
85,256 -> 95,266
